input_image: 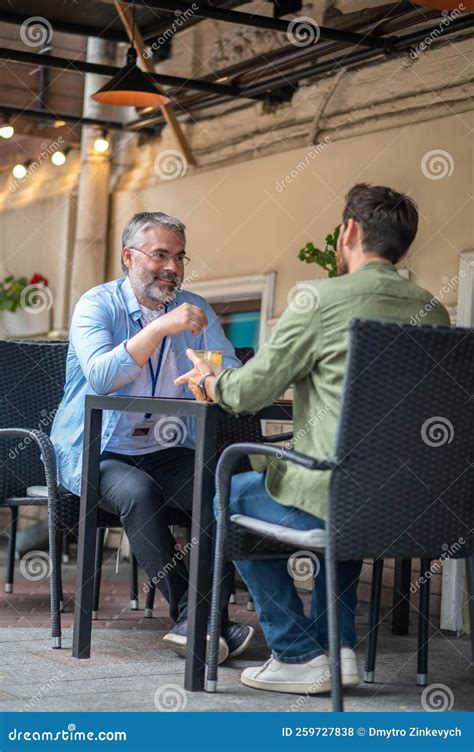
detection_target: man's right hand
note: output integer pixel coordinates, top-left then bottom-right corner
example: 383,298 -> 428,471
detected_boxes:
155,303 -> 208,337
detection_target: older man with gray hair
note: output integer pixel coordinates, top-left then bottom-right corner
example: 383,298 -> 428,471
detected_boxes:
51,211 -> 254,662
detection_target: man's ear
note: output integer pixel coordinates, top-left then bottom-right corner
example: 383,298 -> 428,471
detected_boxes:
122,247 -> 132,271
345,218 -> 361,249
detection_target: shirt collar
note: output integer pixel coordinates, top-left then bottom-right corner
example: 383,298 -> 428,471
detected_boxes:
121,276 -> 141,321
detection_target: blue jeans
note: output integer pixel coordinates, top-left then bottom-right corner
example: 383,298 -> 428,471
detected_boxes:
217,471 -> 362,664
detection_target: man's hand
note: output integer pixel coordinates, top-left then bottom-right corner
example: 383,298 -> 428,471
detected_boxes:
157,303 -> 208,337
125,305 -> 208,369
175,348 -> 217,401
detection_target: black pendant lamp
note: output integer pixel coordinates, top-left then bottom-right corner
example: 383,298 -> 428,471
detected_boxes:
91,46 -> 169,108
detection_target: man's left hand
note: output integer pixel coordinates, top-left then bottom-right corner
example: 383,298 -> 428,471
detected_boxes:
175,348 -> 217,401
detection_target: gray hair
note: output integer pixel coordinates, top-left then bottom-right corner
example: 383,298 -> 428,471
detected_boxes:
121,211 -> 186,274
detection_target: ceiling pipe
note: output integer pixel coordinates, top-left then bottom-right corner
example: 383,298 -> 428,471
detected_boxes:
132,0 -> 393,50
0,103 -> 156,134
0,47 -> 258,99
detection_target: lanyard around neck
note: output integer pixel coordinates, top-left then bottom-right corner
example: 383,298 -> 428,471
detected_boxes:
137,305 -> 168,418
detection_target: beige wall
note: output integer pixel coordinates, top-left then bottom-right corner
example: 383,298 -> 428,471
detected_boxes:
108,110 -> 473,317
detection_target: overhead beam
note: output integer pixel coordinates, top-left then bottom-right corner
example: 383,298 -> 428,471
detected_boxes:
0,47 -> 249,98
0,103 -> 156,134
0,10 -> 128,42
132,0 -> 393,50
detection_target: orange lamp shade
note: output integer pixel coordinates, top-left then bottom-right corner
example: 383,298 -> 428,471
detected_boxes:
91,48 -> 169,108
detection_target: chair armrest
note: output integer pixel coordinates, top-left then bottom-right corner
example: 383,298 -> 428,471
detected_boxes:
263,432 -> 293,443
215,441 -> 335,520
0,428 -> 59,504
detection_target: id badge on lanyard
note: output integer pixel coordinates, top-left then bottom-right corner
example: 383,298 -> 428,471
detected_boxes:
129,309 -> 168,439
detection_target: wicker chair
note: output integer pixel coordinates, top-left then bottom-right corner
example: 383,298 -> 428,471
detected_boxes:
0,340 -> 129,647
206,319 -> 474,711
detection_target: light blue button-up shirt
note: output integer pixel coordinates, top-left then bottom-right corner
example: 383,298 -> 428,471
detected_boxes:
50,276 -> 240,495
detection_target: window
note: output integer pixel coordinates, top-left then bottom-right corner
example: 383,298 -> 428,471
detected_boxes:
212,300 -> 261,351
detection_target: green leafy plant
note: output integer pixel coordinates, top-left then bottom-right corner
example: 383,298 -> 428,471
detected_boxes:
0,273 -> 49,313
298,225 -> 340,278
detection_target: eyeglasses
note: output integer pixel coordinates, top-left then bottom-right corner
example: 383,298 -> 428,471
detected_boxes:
129,247 -> 191,266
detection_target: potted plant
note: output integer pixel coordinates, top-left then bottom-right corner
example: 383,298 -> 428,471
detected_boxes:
0,273 -> 52,337
298,225 -> 339,278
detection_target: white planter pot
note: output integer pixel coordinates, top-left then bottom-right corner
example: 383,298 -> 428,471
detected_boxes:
0,307 -> 51,338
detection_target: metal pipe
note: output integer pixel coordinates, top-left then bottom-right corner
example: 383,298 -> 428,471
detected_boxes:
132,0 -> 392,50
0,47 -> 256,99
0,103 -> 155,134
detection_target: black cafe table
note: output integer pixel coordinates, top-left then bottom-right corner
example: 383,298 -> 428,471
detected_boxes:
71,394 -> 292,691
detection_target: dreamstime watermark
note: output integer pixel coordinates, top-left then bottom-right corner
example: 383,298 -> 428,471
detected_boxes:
8,409 -> 57,460
144,537 -> 197,593
20,16 -> 53,47
154,683 -> 188,711
410,538 -> 465,594
276,137 -> 331,192
409,4 -> 466,59
421,149 -> 454,180
144,4 -> 198,59
287,282 -> 320,315
23,671 -> 65,711
421,683 -> 454,712
154,149 -> 188,181
287,16 -> 321,47
409,271 -> 464,325
421,416 -> 454,447
287,550 -> 321,581
20,550 -> 51,581
20,283 -> 54,314
9,137 -> 65,193
153,416 -> 188,447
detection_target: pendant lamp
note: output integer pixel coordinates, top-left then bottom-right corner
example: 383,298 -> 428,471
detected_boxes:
91,47 -> 169,108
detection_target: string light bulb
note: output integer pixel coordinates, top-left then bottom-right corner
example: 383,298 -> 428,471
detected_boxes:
51,150 -> 66,166
0,123 -> 14,139
12,163 -> 27,179
94,130 -> 110,153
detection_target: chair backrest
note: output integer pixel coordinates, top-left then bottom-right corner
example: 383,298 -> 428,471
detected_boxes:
330,319 -> 474,561
0,340 -> 68,499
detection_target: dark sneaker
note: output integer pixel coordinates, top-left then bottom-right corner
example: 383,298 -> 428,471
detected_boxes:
163,621 -> 229,664
222,623 -> 255,658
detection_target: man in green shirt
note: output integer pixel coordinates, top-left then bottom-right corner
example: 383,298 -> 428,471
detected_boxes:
176,183 -> 450,695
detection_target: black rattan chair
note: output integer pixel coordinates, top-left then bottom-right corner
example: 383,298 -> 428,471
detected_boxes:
206,319 -> 474,711
0,340 -> 127,647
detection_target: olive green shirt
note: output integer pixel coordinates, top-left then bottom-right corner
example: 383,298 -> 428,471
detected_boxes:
213,261 -> 450,520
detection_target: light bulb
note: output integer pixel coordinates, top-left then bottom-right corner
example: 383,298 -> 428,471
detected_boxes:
12,163 -> 27,179
51,150 -> 66,166
94,136 -> 110,153
1,124 -> 14,139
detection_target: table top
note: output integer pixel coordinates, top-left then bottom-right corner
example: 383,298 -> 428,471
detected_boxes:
85,394 -> 292,420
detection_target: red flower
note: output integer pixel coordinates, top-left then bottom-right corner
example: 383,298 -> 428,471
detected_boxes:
30,273 -> 48,287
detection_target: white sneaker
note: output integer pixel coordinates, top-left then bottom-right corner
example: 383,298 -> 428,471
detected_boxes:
241,654 -> 331,695
340,648 -> 359,687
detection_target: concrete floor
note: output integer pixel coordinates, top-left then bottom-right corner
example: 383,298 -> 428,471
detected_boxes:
0,542 -> 472,713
